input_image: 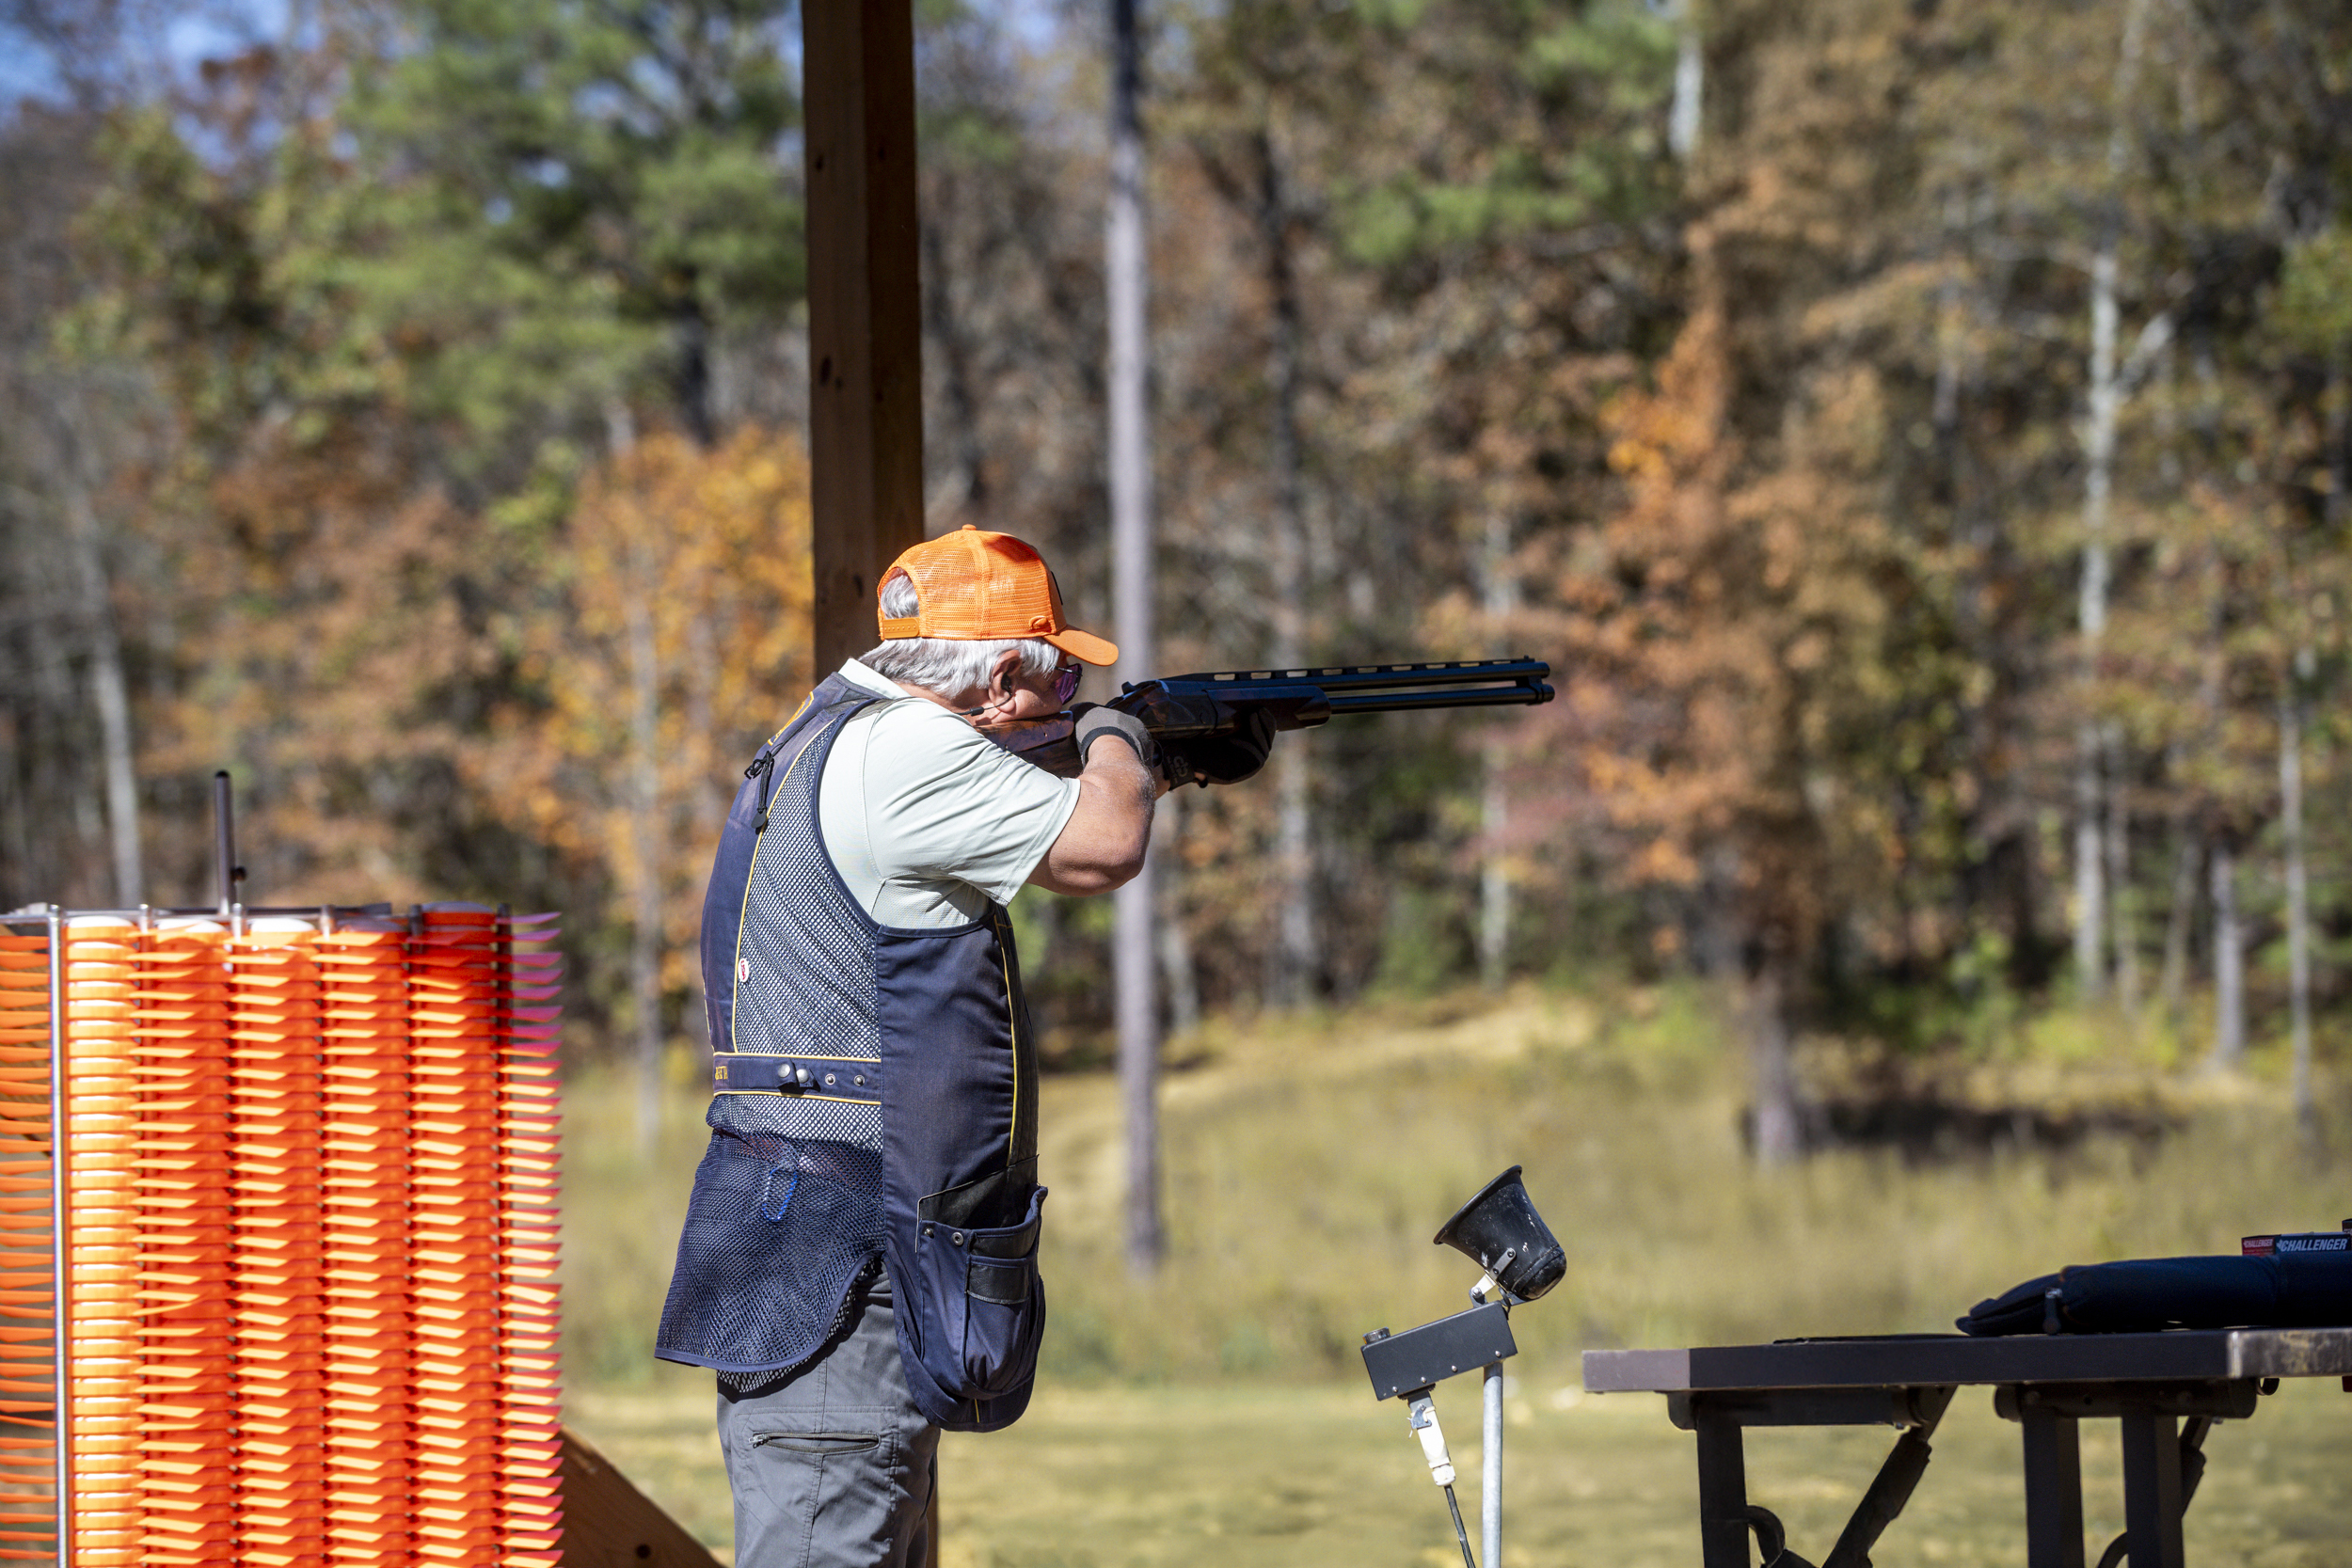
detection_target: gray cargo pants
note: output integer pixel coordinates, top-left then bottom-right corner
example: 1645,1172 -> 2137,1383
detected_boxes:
718,1275 -> 940,1568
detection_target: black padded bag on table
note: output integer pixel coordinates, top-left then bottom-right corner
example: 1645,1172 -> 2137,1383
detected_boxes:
1959,1251 -> 2352,1336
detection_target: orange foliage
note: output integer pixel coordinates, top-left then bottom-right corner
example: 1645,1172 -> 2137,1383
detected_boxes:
489,428 -> 812,994
1562,214 -> 1922,970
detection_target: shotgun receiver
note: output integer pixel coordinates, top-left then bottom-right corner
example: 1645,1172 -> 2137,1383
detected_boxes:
980,657 -> 1553,783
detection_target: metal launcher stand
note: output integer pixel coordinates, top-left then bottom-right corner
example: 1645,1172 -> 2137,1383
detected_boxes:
1359,1166 -> 1568,1568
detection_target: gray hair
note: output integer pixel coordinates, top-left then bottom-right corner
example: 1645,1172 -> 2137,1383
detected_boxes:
860,570 -> 1061,695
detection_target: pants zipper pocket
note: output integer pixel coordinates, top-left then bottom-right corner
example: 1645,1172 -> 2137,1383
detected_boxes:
750,1431 -> 881,1454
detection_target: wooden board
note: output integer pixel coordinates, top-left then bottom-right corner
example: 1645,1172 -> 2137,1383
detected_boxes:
560,1424 -> 724,1567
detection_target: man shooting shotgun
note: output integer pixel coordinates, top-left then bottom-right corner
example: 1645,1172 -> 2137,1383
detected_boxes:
657,523 -> 1549,1568
980,659 -> 1555,785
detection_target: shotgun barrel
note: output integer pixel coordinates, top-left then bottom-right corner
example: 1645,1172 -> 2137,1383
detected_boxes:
980,657 -> 1552,781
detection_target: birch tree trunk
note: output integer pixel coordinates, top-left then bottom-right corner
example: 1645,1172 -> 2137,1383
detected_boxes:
1747,952 -> 1802,1166
2072,0 -> 2152,1002
1477,513 -> 1518,990
2279,679 -> 2313,1135
1258,126 -> 1316,1006
62,467 -> 143,908
1106,0 -> 1164,1275
1156,792 -> 1201,1038
2072,720 -> 2106,999
2166,353 -> 2229,1049
1668,0 -> 1702,163
2157,792 -> 2199,1040
2103,723 -> 2140,1023
1478,752 -> 1509,991
2296,357 -> 2352,1136
2205,838 -> 2245,1072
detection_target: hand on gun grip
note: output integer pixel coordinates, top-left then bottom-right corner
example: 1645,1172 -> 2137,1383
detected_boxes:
1072,704 -> 1159,774
1165,708 -> 1276,788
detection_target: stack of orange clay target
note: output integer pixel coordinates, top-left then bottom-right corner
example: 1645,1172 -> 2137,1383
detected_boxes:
405,907 -> 564,1568
314,918 -> 416,1567
134,919 -> 236,1565
0,927 -> 58,1563
493,913 -> 563,1568
64,919 -> 143,1568
0,903 -> 564,1566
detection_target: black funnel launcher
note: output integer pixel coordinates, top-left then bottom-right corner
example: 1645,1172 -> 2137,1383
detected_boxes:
1361,1164 -> 1566,1568
1432,1165 -> 1566,1305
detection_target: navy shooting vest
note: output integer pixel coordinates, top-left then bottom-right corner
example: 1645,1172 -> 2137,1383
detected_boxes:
655,672 -> 1047,1433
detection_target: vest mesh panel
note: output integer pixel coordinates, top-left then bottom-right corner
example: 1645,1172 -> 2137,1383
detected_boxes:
665,692 -> 891,1374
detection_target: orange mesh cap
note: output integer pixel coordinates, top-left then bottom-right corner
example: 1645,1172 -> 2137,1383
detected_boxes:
878,525 -> 1119,666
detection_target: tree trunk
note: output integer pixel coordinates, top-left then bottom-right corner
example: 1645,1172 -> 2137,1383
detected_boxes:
1477,513 -> 1518,991
1746,955 -> 1801,1166
625,582 -> 666,1157
1155,792 -> 1201,1037
1668,0 -> 1702,162
2073,721 -> 2106,1000
1259,126 -> 1316,1006
62,470 -> 142,908
2103,723 -> 2139,1024
2073,0 -> 2152,1003
2071,212 -> 2120,1002
2167,490 -> 2229,1048
608,404 -> 666,1158
2205,837 -> 2244,1072
1478,747 -> 1509,991
2280,680 -> 2314,1137
2157,793 -> 2199,1042
1115,856 -> 1161,1276
1106,0 -> 1164,1275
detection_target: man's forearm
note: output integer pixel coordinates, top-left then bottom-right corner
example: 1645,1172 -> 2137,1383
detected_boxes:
1030,737 -> 1159,895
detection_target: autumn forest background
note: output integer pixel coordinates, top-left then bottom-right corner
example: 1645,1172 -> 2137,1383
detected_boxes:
6,0 -> 2352,1166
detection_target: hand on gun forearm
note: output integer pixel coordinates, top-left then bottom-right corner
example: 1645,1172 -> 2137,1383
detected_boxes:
1158,708 -> 1277,788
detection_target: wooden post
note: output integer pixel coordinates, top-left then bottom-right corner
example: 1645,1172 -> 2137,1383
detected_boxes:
803,0 -> 926,674
796,8 -> 934,1564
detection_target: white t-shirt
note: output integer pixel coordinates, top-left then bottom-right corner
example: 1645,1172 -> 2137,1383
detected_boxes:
816,658 -> 1084,928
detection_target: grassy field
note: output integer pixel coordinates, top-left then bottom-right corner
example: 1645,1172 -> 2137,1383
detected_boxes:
558,981 -> 2352,1564
571,1373 -> 2352,1568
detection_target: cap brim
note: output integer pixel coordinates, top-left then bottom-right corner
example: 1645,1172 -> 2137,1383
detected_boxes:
1044,626 -> 1120,667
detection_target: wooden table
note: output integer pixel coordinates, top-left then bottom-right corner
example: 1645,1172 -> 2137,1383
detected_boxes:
1582,1328 -> 2352,1568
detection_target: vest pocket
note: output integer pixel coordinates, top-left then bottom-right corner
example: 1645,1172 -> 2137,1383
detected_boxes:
911,1180 -> 1047,1400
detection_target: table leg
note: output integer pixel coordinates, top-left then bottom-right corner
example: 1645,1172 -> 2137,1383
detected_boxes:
1692,1402 -> 1752,1568
2018,1405 -> 2084,1568
2118,1410 -> 2185,1568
